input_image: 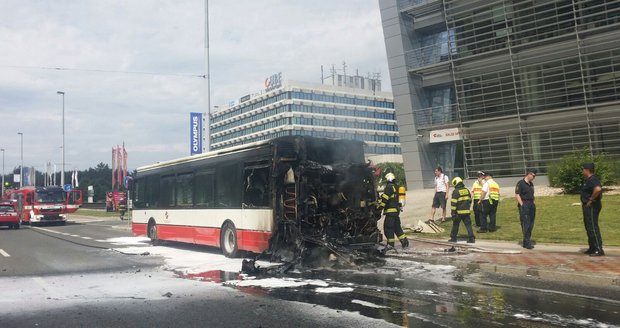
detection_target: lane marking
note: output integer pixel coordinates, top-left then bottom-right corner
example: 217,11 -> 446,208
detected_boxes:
81,236 -> 93,240
33,227 -> 62,234
0,249 -> 10,257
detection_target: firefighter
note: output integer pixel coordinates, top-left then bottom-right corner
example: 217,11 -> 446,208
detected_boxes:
449,177 -> 475,243
378,173 -> 409,249
471,171 -> 485,227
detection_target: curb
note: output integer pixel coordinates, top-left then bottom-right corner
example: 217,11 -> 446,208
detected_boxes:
390,239 -> 620,288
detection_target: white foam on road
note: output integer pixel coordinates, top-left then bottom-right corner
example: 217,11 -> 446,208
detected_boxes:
226,277 -> 329,289
104,236 -> 151,246
315,287 -> 355,294
351,299 -> 389,309
115,245 -> 279,274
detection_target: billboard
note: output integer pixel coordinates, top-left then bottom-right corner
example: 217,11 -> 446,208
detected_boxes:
190,112 -> 203,155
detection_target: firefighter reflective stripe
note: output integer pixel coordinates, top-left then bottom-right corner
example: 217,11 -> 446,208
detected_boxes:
488,180 -> 500,201
381,194 -> 390,201
385,208 -> 399,213
387,238 -> 396,242
472,181 -> 483,200
398,234 -> 407,240
457,209 -> 471,214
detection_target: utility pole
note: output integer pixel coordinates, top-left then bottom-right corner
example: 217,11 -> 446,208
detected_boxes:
204,0 -> 211,152
57,91 -> 65,186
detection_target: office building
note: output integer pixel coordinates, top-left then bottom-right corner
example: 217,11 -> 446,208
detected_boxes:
381,0 -> 620,188
209,76 -> 401,158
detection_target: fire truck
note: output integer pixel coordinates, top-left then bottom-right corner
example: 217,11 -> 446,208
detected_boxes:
7,186 -> 82,226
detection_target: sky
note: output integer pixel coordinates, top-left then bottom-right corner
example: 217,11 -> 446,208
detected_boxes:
0,0 -> 390,172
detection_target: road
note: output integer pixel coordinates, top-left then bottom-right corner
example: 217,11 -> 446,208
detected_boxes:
1,217 -> 619,327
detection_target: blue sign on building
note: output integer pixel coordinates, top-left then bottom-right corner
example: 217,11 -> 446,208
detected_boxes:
190,112 -> 203,155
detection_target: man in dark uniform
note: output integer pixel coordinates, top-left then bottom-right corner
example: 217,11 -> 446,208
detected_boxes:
581,163 -> 604,256
378,173 -> 409,249
449,177 -> 475,243
515,169 -> 536,249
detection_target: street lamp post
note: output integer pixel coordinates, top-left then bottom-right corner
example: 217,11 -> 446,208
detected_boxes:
17,132 -> 23,188
57,91 -> 65,187
1,148 -> 5,195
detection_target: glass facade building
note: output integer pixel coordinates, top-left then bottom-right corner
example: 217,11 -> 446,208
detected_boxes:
381,0 -> 620,189
209,81 -> 401,156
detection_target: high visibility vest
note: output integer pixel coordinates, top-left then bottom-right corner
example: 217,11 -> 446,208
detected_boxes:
488,180 -> 500,203
472,181 -> 483,200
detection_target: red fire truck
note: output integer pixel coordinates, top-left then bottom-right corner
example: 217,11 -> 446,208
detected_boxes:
8,186 -> 82,226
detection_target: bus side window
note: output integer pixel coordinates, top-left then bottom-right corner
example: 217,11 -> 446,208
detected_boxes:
176,173 -> 193,207
215,163 -> 241,208
243,167 -> 270,207
194,173 -> 214,208
160,175 -> 175,207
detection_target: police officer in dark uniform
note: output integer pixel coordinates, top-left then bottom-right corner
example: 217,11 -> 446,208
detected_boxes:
581,163 -> 604,256
515,169 -> 536,249
378,173 -> 409,249
449,177 -> 475,243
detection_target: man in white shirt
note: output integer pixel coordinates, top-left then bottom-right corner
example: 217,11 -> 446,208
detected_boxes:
431,166 -> 450,222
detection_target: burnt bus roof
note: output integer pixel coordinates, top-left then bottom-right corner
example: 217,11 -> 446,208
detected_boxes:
136,136 -> 366,178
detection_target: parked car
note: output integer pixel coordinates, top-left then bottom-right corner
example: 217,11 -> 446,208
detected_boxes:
0,201 -> 20,229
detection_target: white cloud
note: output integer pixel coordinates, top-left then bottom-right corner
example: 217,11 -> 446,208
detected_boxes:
0,0 -> 389,171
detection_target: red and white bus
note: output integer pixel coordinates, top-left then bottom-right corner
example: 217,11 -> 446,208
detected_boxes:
131,136 -> 381,258
9,186 -> 82,226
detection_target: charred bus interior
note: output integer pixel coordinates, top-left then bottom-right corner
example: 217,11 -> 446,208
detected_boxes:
267,137 -> 381,266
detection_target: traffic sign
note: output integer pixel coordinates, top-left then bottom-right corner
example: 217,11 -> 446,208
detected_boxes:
63,184 -> 73,192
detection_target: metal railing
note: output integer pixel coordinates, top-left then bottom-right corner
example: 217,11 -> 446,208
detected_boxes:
412,104 -> 459,129
405,42 -> 450,69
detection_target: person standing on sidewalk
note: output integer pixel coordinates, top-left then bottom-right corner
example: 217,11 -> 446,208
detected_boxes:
581,163 -> 604,256
431,166 -> 450,223
471,171 -> 485,227
478,172 -> 500,232
449,177 -> 475,243
515,169 -> 536,249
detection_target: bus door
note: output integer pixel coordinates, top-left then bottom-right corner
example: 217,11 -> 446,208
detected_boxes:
66,190 -> 83,213
242,163 -> 272,252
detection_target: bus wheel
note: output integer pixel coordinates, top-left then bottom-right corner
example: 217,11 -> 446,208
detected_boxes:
148,220 -> 160,246
220,222 -> 238,258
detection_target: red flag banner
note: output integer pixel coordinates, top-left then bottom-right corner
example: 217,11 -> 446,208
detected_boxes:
112,148 -> 116,189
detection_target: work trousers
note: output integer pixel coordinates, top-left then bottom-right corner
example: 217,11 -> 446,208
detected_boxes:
481,200 -> 498,231
384,213 -> 405,246
582,202 -> 603,251
473,201 -> 482,226
519,201 -> 536,247
450,214 -> 475,240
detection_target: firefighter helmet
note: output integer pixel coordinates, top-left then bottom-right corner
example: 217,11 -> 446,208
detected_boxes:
451,177 -> 463,186
385,173 -> 396,182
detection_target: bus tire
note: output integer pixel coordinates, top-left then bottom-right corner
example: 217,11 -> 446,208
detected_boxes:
220,221 -> 238,258
148,220 -> 160,246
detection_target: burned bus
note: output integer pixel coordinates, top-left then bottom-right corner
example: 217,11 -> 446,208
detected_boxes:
131,136 -> 381,259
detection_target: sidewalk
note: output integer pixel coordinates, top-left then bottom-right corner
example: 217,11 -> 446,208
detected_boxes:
390,237 -> 620,288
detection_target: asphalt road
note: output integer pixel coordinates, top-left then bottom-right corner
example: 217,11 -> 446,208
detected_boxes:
1,217 -> 619,328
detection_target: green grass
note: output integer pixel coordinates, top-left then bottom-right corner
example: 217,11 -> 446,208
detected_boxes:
74,208 -> 120,218
427,195 -> 620,246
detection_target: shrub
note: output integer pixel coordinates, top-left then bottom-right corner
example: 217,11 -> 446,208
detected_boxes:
374,162 -> 406,189
547,149 -> 616,194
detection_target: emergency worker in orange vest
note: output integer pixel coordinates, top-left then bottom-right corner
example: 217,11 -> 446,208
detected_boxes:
478,172 -> 500,232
